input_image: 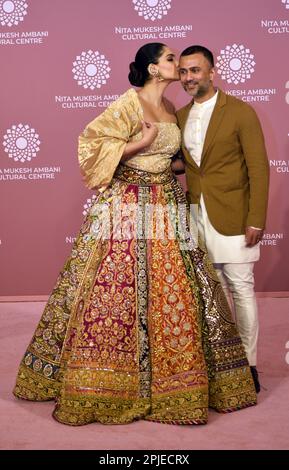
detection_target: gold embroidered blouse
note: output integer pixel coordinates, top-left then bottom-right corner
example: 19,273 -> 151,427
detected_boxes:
78,88 -> 181,191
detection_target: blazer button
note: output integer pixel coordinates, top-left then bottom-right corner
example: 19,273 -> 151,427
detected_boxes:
200,170 -> 204,177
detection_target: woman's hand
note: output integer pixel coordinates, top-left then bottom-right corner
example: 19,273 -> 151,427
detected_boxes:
140,121 -> 158,147
121,121 -> 158,162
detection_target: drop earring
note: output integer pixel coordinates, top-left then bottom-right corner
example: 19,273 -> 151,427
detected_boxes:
155,70 -> 164,82
149,66 -> 164,82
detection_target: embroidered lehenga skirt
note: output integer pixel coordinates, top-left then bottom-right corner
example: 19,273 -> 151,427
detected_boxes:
14,165 -> 257,425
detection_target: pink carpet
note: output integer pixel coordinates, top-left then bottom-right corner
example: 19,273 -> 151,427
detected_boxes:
0,297 -> 288,450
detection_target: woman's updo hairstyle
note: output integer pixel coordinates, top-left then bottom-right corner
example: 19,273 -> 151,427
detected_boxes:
128,42 -> 165,87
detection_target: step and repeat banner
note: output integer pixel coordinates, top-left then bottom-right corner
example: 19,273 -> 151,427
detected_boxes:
0,0 -> 288,296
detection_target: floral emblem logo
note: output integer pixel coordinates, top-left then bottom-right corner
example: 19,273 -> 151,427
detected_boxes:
72,50 -> 111,90
216,44 -> 255,85
83,195 -> 98,216
281,0 -> 289,9
0,0 -> 28,27
3,124 -> 40,163
132,0 -> 172,21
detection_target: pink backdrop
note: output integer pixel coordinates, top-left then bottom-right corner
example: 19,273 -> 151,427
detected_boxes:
0,0 -> 288,296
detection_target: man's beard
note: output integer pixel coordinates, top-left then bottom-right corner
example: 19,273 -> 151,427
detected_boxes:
194,84 -> 209,98
184,81 -> 210,98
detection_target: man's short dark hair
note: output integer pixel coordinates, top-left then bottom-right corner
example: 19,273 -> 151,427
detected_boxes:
180,45 -> 214,68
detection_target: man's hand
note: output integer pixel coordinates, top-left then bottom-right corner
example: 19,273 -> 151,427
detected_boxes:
245,227 -> 264,247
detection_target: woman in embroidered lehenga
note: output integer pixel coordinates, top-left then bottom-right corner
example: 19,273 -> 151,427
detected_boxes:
14,43 -> 257,425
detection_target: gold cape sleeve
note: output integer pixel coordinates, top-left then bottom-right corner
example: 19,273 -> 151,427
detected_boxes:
78,88 -> 142,191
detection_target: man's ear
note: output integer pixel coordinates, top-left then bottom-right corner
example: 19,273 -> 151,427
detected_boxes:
210,67 -> 215,81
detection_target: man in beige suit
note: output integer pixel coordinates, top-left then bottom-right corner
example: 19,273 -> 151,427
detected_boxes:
177,45 -> 269,393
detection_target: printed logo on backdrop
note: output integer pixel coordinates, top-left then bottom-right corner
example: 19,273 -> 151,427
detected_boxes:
55,50 -> 118,110
216,44 -> 255,85
217,44 -> 277,103
270,160 -> 289,174
1,124 -> 61,181
261,0 -> 289,34
0,0 -> 48,46
66,235 -> 77,244
115,0 -> 192,41
72,50 -> 111,91
3,123 -> 40,162
133,0 -> 171,21
0,0 -> 27,26
260,232 -> 284,247
265,84 -> 288,178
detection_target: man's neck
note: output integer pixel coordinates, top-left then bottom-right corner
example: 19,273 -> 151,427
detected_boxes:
194,87 -> 217,104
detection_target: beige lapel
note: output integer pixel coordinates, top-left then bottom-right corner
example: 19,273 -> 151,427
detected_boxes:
200,89 -> 227,166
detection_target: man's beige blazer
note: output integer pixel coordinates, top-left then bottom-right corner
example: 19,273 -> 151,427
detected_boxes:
176,89 -> 270,235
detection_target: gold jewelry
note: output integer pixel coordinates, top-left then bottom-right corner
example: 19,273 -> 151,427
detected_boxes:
155,70 -> 164,82
148,65 -> 164,82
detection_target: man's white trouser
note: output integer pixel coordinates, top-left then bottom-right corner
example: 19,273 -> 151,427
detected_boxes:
214,262 -> 258,366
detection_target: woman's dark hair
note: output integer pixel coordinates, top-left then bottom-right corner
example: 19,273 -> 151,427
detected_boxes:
128,42 -> 165,87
